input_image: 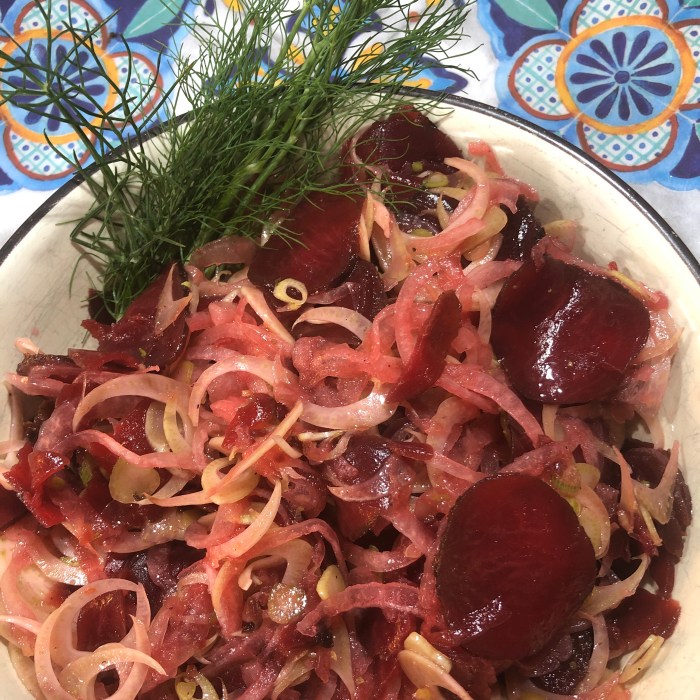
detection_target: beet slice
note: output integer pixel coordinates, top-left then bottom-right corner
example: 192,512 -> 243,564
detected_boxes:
531,629 -> 593,694
606,588 -> 680,658
0,484 -> 29,531
353,106 -> 462,181
387,289 -> 461,402
82,266 -> 190,371
495,197 -> 545,262
435,473 -> 596,661
112,401 -> 153,456
292,257 -> 387,347
6,445 -> 67,527
491,256 -> 650,404
248,189 -> 363,294
325,435 -> 392,540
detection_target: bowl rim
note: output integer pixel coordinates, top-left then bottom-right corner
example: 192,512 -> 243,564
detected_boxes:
2,88 -> 698,285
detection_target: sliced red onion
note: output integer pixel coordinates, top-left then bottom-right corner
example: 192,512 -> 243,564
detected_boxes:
72,374 -> 190,433
302,385 -> 397,430
208,481 -> 282,563
577,614 -> 610,693
34,579 -> 153,699
438,364 -> 543,446
60,429 -> 195,469
271,651 -> 316,700
633,440 -> 680,525
582,555 -> 650,616
575,484 -> 611,559
0,614 -> 41,635
15,530 -> 87,586
297,581 -> 421,637
189,236 -> 256,269
330,619 -> 355,697
104,509 -> 196,553
369,194 -> 415,288
154,264 -> 191,336
238,283 -> 294,345
293,307 -> 372,340
188,353 -> 278,425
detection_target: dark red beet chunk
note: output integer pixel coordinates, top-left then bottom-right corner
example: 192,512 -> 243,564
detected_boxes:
443,648 -> 498,700
76,591 -> 130,651
531,629 -> 593,694
0,484 -> 29,530
16,353 -> 79,382
248,189 -> 363,294
333,257 -> 387,321
325,435 -> 392,540
222,393 -> 281,451
113,401 -> 152,456
491,256 -> 650,404
435,473 -> 596,661
387,290 -> 461,403
82,266 -> 190,371
607,588 -> 680,658
6,444 -> 67,527
292,258 -> 387,347
353,106 -> 461,181
495,197 -> 545,262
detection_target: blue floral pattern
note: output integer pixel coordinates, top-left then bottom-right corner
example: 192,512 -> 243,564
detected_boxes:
0,0 -> 195,191
5,38 -> 114,137
566,27 -> 680,122
479,0 -> 700,189
0,0 -> 470,193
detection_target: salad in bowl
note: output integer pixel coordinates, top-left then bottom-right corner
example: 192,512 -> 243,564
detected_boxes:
0,1 -> 698,699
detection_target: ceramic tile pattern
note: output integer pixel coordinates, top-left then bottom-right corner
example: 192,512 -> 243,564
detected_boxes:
479,0 -> 700,189
0,0 -> 469,193
1,0 -> 698,192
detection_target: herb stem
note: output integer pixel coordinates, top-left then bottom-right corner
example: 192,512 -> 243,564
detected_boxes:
0,0 -> 475,317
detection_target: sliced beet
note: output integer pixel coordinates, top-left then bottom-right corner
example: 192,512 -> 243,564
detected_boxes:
222,393 -> 281,451
82,266 -> 190,371
6,444 -> 67,527
495,197 -> 545,262
334,257 -> 387,321
606,588 -> 680,658
76,590 -> 130,650
442,647 -> 498,700
325,435 -> 393,540
531,629 -> 594,694
292,257 -> 387,347
353,106 -> 461,181
0,485 -> 29,531
435,473 -> 596,661
248,189 -> 363,294
112,401 -> 153,456
491,256 -> 650,404
387,289 -> 461,403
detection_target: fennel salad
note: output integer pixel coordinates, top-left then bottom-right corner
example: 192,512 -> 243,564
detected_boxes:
0,2 -> 691,700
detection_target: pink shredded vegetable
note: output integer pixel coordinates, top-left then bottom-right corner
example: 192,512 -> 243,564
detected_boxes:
0,107 -> 690,700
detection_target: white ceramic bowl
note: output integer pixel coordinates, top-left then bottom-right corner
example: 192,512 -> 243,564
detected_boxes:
1,92 -> 698,699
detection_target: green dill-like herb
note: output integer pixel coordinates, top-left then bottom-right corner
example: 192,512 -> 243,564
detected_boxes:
0,0 -> 475,318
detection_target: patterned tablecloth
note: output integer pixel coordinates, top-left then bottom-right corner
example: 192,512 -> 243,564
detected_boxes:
0,0 -> 698,256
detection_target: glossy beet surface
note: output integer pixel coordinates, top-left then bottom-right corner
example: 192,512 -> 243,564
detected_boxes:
248,189 -> 363,294
354,106 -> 461,180
81,267 -> 190,371
495,197 -> 545,262
491,256 -> 650,404
325,435 -> 392,540
387,289 -> 461,402
435,473 -> 596,661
